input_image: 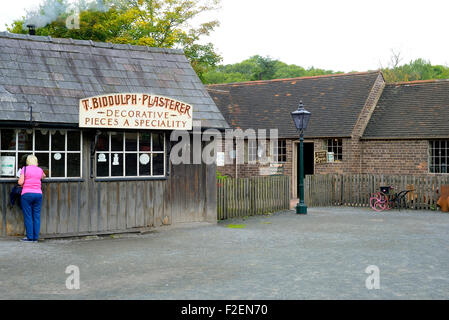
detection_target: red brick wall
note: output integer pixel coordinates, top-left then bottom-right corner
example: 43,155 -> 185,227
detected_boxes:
361,139 -> 429,175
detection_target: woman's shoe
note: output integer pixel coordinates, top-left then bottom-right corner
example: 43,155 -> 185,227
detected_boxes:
20,238 -> 34,242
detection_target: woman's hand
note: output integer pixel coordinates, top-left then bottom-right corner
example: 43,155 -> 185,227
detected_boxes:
18,174 -> 24,186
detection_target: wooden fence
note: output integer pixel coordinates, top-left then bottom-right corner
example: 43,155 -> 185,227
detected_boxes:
305,174 -> 449,210
217,175 -> 290,220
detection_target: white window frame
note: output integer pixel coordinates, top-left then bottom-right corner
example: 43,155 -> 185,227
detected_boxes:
272,139 -> 287,163
327,138 -> 343,162
95,131 -> 166,179
247,139 -> 258,163
0,128 -> 83,180
429,140 -> 449,174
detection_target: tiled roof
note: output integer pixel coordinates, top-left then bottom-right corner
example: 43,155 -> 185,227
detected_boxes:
0,32 -> 229,129
363,80 -> 449,139
207,71 -> 381,138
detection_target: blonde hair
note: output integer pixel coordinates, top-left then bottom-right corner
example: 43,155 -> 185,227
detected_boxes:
26,155 -> 38,166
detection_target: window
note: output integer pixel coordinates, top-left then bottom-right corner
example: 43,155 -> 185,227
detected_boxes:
95,131 -> 166,178
430,140 -> 449,173
245,139 -> 270,163
0,129 -> 82,179
247,140 -> 257,162
327,139 -> 343,161
273,140 -> 287,163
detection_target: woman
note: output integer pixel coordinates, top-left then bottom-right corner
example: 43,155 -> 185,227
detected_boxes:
18,155 -> 46,243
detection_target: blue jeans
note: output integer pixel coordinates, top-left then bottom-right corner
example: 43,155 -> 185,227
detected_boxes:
21,193 -> 42,241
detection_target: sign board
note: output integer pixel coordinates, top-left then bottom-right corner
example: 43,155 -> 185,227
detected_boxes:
260,163 -> 284,176
327,152 -> 335,163
79,93 -> 193,130
216,152 -> 225,167
314,150 -> 327,164
1,156 -> 15,176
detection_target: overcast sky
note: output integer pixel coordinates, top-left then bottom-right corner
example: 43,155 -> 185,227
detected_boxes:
1,0 -> 448,72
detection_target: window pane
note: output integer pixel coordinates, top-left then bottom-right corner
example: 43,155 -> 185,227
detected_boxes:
35,130 -> 50,151
51,131 -> 65,151
51,152 -> 65,177
139,153 -> 151,176
111,132 -> 123,151
18,153 -> 30,169
139,132 -> 151,151
248,140 -> 257,162
67,131 -> 81,151
111,153 -> 123,176
0,152 -> 16,177
1,129 -> 16,150
125,153 -> 137,176
35,153 -> 50,177
96,153 -> 109,177
153,153 -> 164,176
67,153 -> 81,177
125,132 -> 138,151
152,133 -> 164,151
96,133 -> 109,152
18,130 -> 33,151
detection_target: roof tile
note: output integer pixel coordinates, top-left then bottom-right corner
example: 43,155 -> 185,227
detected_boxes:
207,72 -> 381,138
363,80 -> 449,139
0,32 -> 228,129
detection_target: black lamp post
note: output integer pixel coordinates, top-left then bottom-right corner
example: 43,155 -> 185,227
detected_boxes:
291,101 -> 311,214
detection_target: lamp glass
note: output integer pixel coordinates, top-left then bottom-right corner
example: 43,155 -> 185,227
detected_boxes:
291,107 -> 311,131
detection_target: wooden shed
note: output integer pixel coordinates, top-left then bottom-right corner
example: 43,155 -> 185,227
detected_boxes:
0,32 -> 229,238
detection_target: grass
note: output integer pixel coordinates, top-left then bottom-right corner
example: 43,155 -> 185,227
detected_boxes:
227,224 -> 246,229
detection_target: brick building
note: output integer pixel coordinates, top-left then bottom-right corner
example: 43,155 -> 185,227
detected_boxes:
207,72 -> 449,197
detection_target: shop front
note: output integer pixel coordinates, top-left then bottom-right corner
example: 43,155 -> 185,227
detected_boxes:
0,32 -> 228,238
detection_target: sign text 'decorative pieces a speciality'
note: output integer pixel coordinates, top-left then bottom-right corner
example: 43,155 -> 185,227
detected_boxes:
79,93 -> 193,130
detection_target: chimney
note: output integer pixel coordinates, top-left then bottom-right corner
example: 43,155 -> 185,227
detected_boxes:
26,24 -> 36,35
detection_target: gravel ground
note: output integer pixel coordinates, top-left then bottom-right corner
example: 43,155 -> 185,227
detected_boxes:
1,207 -> 449,300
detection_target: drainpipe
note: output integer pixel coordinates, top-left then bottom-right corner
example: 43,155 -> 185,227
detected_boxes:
235,141 -> 238,178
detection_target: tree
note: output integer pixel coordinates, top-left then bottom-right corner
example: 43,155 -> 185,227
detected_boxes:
380,50 -> 449,83
7,0 -> 222,80
203,55 -> 342,84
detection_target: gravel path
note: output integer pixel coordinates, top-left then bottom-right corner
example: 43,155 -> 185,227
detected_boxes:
1,207 -> 449,299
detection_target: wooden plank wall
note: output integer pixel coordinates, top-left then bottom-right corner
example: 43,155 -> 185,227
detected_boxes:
217,175 -> 290,220
304,174 -> 449,209
0,162 -> 216,237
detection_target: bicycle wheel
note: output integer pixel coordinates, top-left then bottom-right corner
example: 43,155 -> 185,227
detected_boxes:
379,192 -> 391,211
369,192 -> 388,212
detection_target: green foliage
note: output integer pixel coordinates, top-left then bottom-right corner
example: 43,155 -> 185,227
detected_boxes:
217,171 -> 228,180
227,224 -> 246,229
203,51 -> 449,85
7,0 -> 222,79
382,58 -> 449,83
203,55 -> 343,84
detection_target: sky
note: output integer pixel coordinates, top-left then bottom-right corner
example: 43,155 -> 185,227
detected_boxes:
1,0 -> 448,72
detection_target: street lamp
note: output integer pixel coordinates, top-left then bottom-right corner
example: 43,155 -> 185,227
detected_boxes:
291,101 -> 311,214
